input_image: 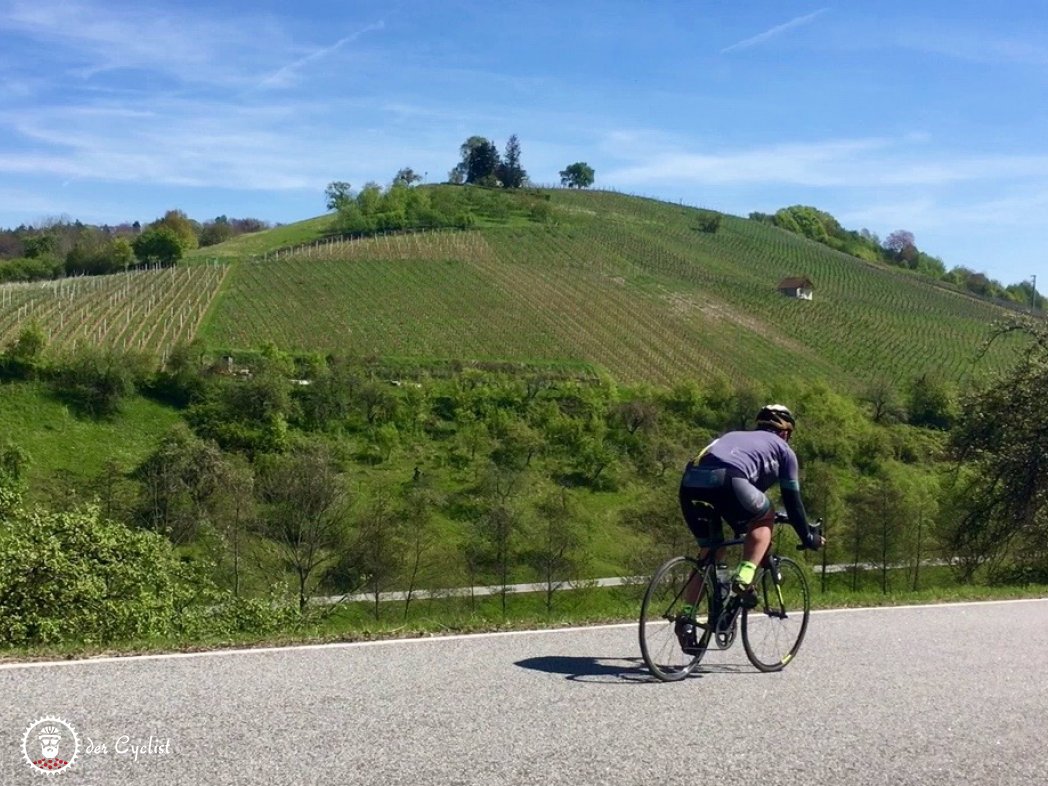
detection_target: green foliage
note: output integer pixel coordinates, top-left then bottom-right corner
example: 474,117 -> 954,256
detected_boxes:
0,254 -> 63,282
51,345 -> 153,417
906,373 -> 958,430
498,135 -> 527,189
559,162 -> 595,188
694,210 -> 722,233
0,440 -> 28,519
456,136 -> 502,185
187,371 -> 292,455
773,205 -> 840,243
1,322 -> 47,380
23,234 -> 58,259
0,504 -> 186,646
133,227 -> 184,266
149,210 -> 199,252
945,319 -> 1048,578
325,181 -> 353,211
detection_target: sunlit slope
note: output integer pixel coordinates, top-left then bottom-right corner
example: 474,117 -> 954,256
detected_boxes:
198,190 -> 1018,387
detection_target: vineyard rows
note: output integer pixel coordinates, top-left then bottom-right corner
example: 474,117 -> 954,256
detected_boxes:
0,264 -> 229,358
193,190 -> 1021,389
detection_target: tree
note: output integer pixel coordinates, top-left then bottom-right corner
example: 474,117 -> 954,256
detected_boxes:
524,486 -> 590,612
907,373 -> 957,430
133,425 -> 228,546
199,217 -> 236,247
945,318 -> 1048,580
345,495 -> 404,619
110,237 -> 135,270
256,444 -> 350,611
559,162 -> 595,189
860,377 -> 906,425
400,482 -> 440,620
884,229 -> 917,265
324,181 -> 353,211
149,210 -> 199,252
458,136 -> 501,185
393,168 -> 422,186
132,227 -> 183,266
497,134 -> 527,189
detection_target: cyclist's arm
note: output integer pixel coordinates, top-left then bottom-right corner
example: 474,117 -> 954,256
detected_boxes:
780,480 -> 816,546
778,449 -> 819,549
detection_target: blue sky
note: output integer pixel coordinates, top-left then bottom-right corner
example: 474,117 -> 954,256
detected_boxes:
1,0 -> 1045,289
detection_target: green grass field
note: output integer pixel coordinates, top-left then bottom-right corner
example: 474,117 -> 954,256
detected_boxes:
0,382 -> 181,494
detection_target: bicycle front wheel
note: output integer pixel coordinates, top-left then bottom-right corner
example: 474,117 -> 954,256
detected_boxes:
638,556 -> 713,682
741,556 -> 810,672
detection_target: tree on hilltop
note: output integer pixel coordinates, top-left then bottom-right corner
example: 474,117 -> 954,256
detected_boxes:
393,168 -> 423,187
453,136 -> 502,186
884,229 -> 918,267
559,162 -> 595,189
497,135 -> 527,189
325,181 -> 353,211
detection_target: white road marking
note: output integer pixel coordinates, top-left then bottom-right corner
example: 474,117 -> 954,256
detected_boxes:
1,596 -> 1043,671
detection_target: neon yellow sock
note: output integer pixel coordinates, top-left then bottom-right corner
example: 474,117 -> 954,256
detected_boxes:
734,561 -> 757,586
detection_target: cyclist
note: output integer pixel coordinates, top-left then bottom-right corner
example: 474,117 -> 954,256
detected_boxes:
676,404 -> 825,645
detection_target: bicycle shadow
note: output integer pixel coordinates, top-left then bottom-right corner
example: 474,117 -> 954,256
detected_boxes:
514,655 -> 752,684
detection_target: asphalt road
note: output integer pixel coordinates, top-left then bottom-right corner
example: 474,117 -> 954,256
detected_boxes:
2,599 -> 1046,786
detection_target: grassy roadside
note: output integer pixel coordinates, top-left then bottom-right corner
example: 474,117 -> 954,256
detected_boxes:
3,583 -> 1045,665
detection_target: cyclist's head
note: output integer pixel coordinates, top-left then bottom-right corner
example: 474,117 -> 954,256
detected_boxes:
755,404 -> 796,438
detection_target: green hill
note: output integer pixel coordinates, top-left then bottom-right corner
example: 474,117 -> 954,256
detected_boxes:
200,188 -> 1019,388
0,188 -> 1023,388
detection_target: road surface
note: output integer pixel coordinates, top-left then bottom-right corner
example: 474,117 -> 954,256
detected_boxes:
2,599 -> 1046,785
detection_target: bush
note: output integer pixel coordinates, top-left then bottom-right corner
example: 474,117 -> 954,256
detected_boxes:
51,346 -> 153,417
695,210 -> 722,233
0,502 -> 302,647
0,505 -> 186,646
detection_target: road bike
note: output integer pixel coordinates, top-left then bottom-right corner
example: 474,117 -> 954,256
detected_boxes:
638,513 -> 817,681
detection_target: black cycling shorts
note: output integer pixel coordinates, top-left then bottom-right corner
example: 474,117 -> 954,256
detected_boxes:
678,463 -> 772,546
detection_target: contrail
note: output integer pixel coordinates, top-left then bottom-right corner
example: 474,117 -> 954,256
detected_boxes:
257,21 -> 385,89
721,8 -> 828,54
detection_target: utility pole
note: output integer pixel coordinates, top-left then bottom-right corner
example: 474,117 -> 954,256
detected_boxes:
1033,274 -> 1039,313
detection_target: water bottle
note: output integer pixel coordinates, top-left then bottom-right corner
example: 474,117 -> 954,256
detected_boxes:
715,563 -> 731,602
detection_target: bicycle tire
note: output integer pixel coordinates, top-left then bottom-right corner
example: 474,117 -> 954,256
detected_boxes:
638,555 -> 714,682
741,556 -> 811,672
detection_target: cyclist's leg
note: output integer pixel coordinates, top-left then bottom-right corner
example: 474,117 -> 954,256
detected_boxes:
725,477 -> 774,587
677,482 -> 724,608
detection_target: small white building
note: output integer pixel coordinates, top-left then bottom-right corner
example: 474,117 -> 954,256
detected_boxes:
778,276 -> 814,300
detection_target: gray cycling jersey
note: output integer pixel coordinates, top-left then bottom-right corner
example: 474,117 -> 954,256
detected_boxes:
693,429 -> 800,493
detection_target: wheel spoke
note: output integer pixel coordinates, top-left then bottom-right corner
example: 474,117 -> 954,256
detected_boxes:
741,557 -> 810,672
639,557 -> 713,681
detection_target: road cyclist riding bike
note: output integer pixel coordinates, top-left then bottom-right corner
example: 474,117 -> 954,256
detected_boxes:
638,404 -> 826,680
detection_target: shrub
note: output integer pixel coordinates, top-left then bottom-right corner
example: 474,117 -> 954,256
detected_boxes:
695,210 -> 722,233
0,502 -> 302,647
51,346 -> 153,417
0,505 -> 185,646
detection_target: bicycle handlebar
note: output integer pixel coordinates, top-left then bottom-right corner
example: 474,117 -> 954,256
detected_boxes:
795,517 -> 824,551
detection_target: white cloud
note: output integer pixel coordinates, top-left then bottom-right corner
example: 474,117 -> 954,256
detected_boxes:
0,0 -> 287,89
600,133 -> 1048,189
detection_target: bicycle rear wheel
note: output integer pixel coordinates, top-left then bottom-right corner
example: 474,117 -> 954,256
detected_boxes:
638,556 -> 713,682
741,556 -> 810,672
